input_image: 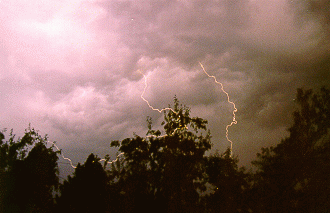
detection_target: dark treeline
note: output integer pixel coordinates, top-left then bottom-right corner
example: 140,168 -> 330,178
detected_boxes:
0,87 -> 329,213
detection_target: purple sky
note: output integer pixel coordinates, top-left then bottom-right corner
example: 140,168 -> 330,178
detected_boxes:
1,0 -> 329,176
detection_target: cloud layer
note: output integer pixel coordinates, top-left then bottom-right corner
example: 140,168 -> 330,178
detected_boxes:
1,0 -> 329,174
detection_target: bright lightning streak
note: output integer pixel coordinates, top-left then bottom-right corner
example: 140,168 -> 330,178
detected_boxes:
46,140 -> 125,169
139,70 -> 189,138
199,62 -> 237,156
139,64 -> 238,156
139,70 -> 176,114
46,141 -> 77,169
99,152 -> 125,165
97,69 -> 181,166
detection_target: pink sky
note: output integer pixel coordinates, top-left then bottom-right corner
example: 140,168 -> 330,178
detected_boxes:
1,0 -> 329,175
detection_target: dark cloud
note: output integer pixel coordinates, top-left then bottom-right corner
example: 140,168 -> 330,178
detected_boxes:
100,0 -> 252,64
1,0 -> 329,173
291,0 -> 330,31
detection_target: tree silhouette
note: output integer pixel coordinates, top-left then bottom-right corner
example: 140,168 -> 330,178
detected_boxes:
203,148 -> 250,213
251,87 -> 330,213
109,97 -> 212,213
56,153 -> 109,213
0,127 -> 59,213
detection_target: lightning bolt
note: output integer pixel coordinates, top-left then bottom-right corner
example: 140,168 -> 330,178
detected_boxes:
139,64 -> 237,156
139,70 -> 176,114
45,141 -> 77,169
99,152 -> 125,165
46,140 -> 125,169
139,70 -> 189,137
199,62 -> 237,156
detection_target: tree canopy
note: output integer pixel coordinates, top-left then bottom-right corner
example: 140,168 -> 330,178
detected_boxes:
0,127 -> 59,213
251,87 -> 330,213
56,153 -> 109,213
109,97 -> 213,212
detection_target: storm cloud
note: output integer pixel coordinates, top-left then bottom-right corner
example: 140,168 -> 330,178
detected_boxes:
1,0 -> 329,175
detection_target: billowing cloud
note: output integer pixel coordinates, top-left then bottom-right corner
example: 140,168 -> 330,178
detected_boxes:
1,0 -> 329,175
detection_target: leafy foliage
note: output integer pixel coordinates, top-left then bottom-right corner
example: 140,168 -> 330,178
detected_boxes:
203,149 -> 250,213
251,87 -> 330,213
109,97 -> 213,212
56,153 -> 109,213
0,126 -> 60,213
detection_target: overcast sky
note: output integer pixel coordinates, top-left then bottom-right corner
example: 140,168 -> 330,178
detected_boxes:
1,0 -> 329,175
